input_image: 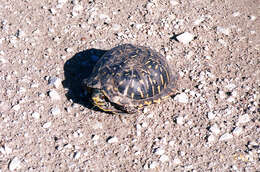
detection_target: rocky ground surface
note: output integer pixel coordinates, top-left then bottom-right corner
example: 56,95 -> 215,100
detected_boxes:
0,0 -> 259,171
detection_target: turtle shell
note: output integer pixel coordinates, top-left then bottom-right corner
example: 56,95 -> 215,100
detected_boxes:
83,44 -> 178,111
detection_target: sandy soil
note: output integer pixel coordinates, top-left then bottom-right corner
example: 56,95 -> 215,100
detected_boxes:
0,0 -> 259,171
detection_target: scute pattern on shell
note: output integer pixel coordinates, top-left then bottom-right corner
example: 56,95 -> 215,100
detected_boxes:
83,44 -> 178,109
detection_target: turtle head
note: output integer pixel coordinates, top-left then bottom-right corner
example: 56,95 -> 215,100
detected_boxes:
91,89 -> 115,112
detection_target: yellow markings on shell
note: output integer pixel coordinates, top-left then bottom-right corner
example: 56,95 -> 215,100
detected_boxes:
144,101 -> 152,105
153,98 -> 161,104
155,64 -> 159,70
139,79 -> 145,85
157,85 -> 161,94
123,85 -> 129,97
131,92 -> 135,99
160,74 -> 164,85
148,65 -> 152,68
92,96 -> 105,106
119,80 -> 124,85
138,104 -> 143,108
137,87 -> 144,98
145,60 -> 151,65
162,95 -> 169,99
165,70 -> 169,82
114,87 -> 118,91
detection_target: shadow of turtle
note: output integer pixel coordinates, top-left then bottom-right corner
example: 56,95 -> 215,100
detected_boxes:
62,48 -> 107,109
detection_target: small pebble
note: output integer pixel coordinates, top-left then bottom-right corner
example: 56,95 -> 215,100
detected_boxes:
232,127 -> 243,136
50,107 -> 61,115
176,32 -> 194,44
160,155 -> 169,162
48,77 -> 62,88
173,157 -> 181,165
43,122 -> 52,128
207,112 -> 216,120
219,133 -> 233,141
154,148 -> 165,155
238,114 -> 250,124
176,116 -> 184,125
218,39 -> 227,46
8,157 -> 22,171
218,91 -> 226,99
92,135 -> 100,141
73,151 -> 81,159
174,93 -> 189,103
31,112 -> 40,119
207,134 -> 216,143
48,90 -> 61,101
149,161 -> 158,169
209,124 -> 220,135
232,12 -> 240,17
107,136 -> 118,143
169,140 -> 175,146
249,15 -> 256,21
112,24 -> 121,31
194,16 -> 205,25
170,0 -> 179,6
12,104 -> 20,111
216,26 -> 230,36
65,47 -> 73,53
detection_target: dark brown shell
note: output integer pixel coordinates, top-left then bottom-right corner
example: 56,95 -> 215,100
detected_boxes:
82,44 -> 178,108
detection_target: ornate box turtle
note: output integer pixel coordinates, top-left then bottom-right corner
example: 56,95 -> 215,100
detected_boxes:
82,44 -> 178,113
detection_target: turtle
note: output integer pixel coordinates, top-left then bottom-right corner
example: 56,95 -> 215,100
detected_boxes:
82,44 -> 178,113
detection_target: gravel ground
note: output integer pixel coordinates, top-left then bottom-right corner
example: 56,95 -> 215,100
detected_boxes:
0,0 -> 259,171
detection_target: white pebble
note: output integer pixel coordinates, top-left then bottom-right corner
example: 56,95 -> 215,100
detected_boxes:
65,47 -> 73,53
174,93 -> 189,103
219,133 -> 233,141
49,90 -> 61,101
54,78 -> 62,88
147,113 -> 154,118
149,161 -> 159,169
9,157 -> 22,171
216,26 -> 230,36
107,137 -> 118,143
170,0 -> 179,6
92,135 -> 100,141
173,157 -> 181,165
218,91 -> 226,99
169,140 -> 175,146
112,24 -> 121,31
0,145 -> 12,154
209,124 -> 220,135
50,107 -> 61,115
141,122 -> 148,128
43,122 -> 52,128
154,148 -> 165,155
225,83 -> 236,90
12,104 -> 20,111
73,152 -> 81,159
72,4 -> 83,16
176,32 -> 194,44
31,112 -> 40,119
232,12 -> 240,17
238,114 -> 250,124
176,116 -> 184,125
227,96 -> 235,103
160,155 -> 169,162
207,112 -> 216,120
249,15 -> 256,21
194,16 -> 205,25
232,127 -> 243,136
207,134 -> 216,143
218,39 -> 227,46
